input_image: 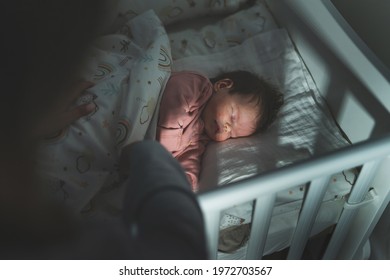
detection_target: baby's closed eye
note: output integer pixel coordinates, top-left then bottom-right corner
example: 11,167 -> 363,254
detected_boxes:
231,107 -> 236,121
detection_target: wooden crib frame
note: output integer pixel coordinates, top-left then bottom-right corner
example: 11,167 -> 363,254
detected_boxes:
198,0 -> 390,260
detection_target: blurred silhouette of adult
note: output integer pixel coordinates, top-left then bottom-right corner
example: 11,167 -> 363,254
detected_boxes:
0,0 -> 207,259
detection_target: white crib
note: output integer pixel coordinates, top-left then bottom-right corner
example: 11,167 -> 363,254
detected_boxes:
36,0 -> 390,260
197,0 -> 390,260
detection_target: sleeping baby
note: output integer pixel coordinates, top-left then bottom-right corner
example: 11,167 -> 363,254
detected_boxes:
157,70 -> 284,191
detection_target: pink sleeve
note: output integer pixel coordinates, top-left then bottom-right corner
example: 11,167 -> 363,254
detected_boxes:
158,72 -> 212,129
176,141 -> 207,192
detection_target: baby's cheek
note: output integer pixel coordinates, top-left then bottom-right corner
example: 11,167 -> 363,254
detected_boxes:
215,111 -> 225,120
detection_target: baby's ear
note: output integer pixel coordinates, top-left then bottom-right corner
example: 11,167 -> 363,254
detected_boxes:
214,78 -> 233,91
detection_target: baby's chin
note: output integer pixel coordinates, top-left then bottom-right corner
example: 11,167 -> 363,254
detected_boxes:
205,130 -> 217,141
206,131 -> 227,142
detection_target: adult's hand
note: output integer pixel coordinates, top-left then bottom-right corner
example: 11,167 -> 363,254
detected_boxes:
35,81 -> 96,138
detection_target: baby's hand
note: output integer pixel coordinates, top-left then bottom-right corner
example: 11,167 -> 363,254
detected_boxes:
186,172 -> 199,193
35,81 -> 96,138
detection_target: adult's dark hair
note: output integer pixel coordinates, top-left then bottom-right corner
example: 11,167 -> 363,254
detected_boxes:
211,70 -> 284,132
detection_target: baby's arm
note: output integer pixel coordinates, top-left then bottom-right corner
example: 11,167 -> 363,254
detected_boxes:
176,142 -> 207,192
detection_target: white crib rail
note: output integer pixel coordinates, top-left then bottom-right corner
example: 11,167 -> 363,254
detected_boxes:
287,176 -> 331,259
198,134 -> 390,259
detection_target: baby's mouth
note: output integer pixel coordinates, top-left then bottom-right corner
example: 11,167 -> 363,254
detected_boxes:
214,120 -> 220,133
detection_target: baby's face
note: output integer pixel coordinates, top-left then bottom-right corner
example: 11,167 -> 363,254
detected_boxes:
202,84 -> 260,142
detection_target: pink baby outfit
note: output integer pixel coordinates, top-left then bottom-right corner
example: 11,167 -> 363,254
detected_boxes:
157,71 -> 213,191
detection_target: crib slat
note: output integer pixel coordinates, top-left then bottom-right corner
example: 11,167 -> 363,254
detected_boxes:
323,159 -> 381,259
201,210 -> 221,259
287,176 -> 331,259
245,193 -> 276,259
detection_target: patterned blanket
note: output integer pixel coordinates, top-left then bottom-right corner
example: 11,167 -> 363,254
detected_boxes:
38,11 -> 172,217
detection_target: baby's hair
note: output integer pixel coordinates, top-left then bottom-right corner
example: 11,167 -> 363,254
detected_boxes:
210,70 -> 284,132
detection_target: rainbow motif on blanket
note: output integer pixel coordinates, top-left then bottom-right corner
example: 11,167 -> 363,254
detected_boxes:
94,63 -> 115,81
158,46 -> 171,71
116,118 -> 132,147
